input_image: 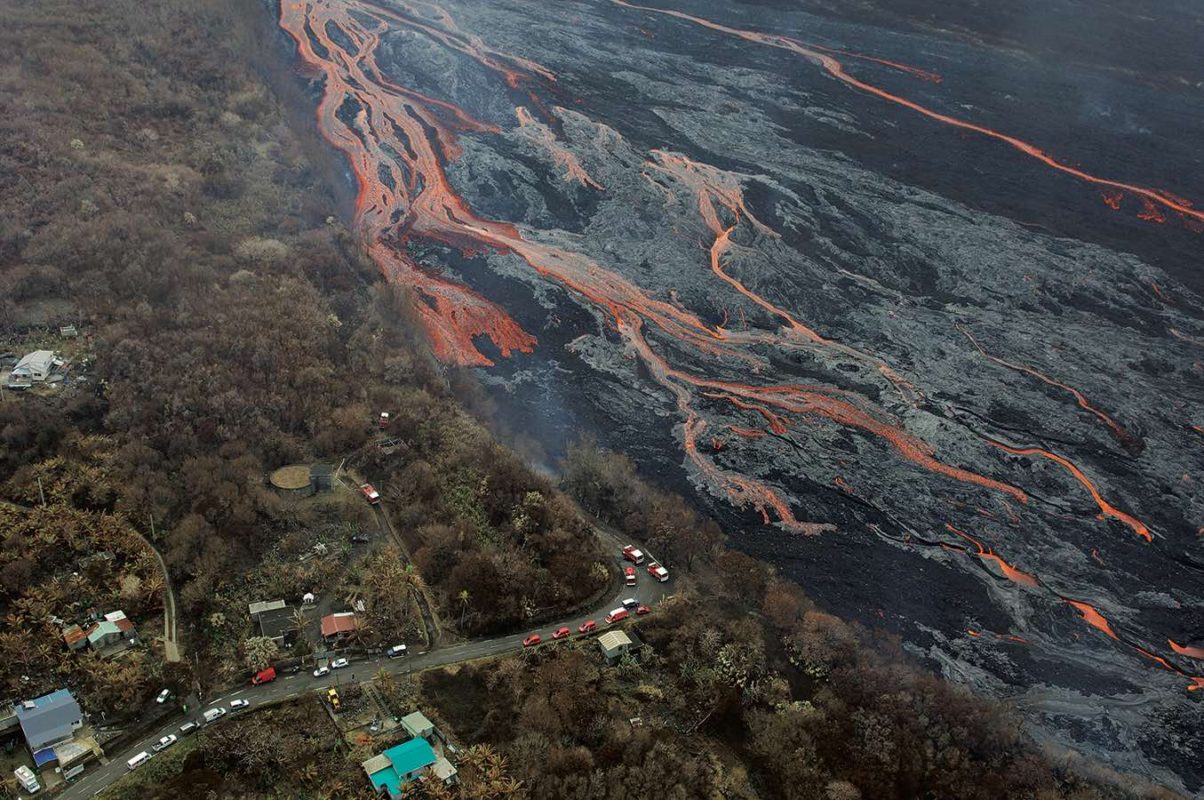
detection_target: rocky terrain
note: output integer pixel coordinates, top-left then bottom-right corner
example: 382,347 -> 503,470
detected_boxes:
279,0 -> 1204,790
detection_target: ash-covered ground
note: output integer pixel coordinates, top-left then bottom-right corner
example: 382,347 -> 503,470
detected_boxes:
282,0 -> 1204,790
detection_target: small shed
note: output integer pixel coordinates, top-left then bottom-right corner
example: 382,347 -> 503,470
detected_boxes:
597,630 -> 641,664
249,599 -> 287,619
400,711 -> 434,741
309,463 -> 335,493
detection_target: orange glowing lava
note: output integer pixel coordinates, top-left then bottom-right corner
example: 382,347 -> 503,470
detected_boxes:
284,0 -> 1200,693
945,524 -> 1038,587
1169,640 -> 1204,660
989,440 -> 1152,542
1067,599 -> 1118,640
958,325 -> 1139,450
611,0 -> 1204,227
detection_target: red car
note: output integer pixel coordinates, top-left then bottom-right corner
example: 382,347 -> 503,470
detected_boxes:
360,483 -> 381,505
624,566 -> 637,587
522,633 -> 542,648
578,620 -> 597,634
605,608 -> 629,624
636,605 -> 651,616
551,627 -> 571,640
647,562 -> 669,582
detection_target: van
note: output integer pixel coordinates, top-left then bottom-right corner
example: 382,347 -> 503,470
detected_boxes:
386,645 -> 407,658
203,707 -> 226,724
605,608 -> 629,624
621,598 -> 639,611
127,752 -> 151,770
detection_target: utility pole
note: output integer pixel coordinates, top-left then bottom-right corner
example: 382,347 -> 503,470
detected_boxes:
37,477 -> 45,507
148,514 -> 156,540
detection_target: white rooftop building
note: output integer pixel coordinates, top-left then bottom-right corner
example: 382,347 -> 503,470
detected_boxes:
9,350 -> 61,385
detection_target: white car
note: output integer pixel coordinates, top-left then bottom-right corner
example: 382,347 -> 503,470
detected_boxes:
331,657 -> 350,669
155,689 -> 171,704
230,699 -> 250,710
313,665 -> 330,678
152,734 -> 177,752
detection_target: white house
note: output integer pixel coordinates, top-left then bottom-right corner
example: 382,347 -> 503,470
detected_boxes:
9,350 -> 61,384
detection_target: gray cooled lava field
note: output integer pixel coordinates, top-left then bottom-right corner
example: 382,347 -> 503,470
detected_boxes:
280,0 -> 1204,789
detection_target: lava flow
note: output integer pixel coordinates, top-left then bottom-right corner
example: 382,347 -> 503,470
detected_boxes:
282,0 -> 1202,696
988,439 -> 1153,542
610,0 -> 1204,227
945,523 -> 1038,587
958,324 -> 1142,452
282,0 -> 1034,534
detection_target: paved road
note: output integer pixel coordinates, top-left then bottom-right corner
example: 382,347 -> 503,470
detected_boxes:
61,543 -> 671,799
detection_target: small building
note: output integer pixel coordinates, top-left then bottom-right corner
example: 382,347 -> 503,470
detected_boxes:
14,765 -> 40,794
309,463 -> 335,493
248,599 -> 287,619
62,623 -> 89,651
85,611 -> 138,655
320,612 -> 359,642
597,630 -> 640,664
400,711 -> 434,741
14,689 -> 83,753
362,738 -> 455,797
256,605 -> 298,647
9,350 -> 62,386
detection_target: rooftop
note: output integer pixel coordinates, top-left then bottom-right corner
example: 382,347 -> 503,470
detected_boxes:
14,689 -> 81,751
321,611 -> 359,638
597,630 -> 633,652
400,711 -> 433,738
366,739 -> 438,796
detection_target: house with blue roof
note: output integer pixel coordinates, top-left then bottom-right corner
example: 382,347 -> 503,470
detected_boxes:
14,689 -> 83,753
361,737 -> 457,797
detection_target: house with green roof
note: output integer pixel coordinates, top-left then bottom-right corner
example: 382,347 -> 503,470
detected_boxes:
361,737 -> 456,797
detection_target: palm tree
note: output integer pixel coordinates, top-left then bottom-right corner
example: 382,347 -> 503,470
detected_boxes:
457,589 -> 470,628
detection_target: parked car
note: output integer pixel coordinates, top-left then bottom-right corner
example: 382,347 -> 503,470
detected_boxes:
551,627 -> 571,640
636,605 -> 652,616
351,534 -> 370,544
622,545 -> 645,565
202,707 -> 227,723
387,645 -> 408,658
522,633 -> 542,647
621,597 -> 640,611
605,608 -> 629,625
360,483 -> 381,504
152,735 -> 177,753
179,722 -> 199,736
647,562 -> 670,582
624,566 -> 637,587
379,412 -> 391,429
331,657 -> 350,669
577,620 -> 598,634
230,699 -> 250,710
155,689 -> 171,704
313,665 -> 330,678
251,667 -> 276,685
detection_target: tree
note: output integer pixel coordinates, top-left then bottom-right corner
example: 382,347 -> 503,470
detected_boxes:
457,589 -> 471,628
243,636 -> 278,672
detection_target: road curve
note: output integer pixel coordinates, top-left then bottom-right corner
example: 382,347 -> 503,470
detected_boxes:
61,516 -> 670,799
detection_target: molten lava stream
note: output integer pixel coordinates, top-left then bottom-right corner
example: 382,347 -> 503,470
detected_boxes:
987,439 -> 1152,542
611,0 -> 1204,227
958,325 -> 1139,450
944,523 -> 1038,588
